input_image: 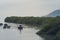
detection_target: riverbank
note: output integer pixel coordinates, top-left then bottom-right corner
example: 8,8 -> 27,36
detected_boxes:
5,16 -> 60,40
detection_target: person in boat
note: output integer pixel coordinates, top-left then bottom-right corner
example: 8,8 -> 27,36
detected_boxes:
3,24 -> 8,29
18,25 -> 23,32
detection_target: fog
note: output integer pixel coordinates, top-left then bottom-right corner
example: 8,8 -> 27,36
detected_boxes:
0,0 -> 60,22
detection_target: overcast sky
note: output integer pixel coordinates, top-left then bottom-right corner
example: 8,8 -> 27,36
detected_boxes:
0,0 -> 60,17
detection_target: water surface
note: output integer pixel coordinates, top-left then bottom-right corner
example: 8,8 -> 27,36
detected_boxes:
0,23 -> 43,40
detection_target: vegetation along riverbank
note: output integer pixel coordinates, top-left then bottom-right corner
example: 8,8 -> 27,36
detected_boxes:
5,16 -> 60,40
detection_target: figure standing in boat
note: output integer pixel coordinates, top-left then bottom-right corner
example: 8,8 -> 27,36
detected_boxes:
18,25 -> 23,32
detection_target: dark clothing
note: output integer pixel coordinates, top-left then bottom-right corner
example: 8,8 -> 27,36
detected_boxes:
18,26 -> 23,30
18,25 -> 23,32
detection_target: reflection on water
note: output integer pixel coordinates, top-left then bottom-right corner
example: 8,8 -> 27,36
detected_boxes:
0,23 -> 43,40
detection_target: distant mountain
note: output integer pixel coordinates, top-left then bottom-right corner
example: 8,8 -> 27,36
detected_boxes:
47,10 -> 60,17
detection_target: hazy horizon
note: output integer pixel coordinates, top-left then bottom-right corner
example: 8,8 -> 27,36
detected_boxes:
0,0 -> 60,22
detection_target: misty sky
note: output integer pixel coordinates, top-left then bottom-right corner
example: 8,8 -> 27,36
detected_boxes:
0,0 -> 60,17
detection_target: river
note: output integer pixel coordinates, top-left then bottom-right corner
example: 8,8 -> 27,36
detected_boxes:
0,23 -> 43,40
